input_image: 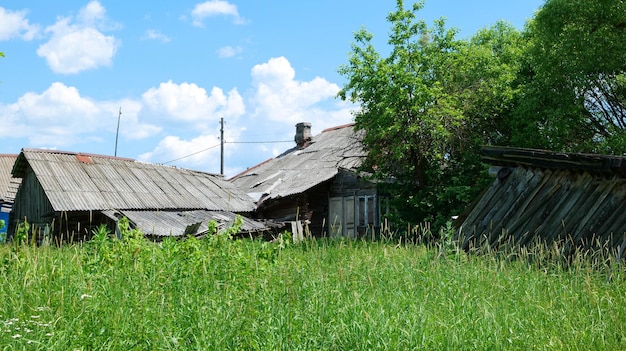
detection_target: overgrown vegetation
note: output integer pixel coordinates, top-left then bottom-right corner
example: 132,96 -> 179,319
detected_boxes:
1,220 -> 625,350
339,0 -> 626,232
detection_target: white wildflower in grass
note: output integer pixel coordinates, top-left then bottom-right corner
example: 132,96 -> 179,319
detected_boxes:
45,332 -> 53,337
30,315 -> 40,319
12,334 -> 21,339
80,294 -> 92,300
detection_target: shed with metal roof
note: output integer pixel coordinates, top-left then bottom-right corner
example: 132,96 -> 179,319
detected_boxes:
9,148 -> 267,242
230,123 -> 382,238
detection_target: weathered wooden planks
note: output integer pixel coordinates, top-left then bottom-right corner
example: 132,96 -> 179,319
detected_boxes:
458,147 -> 626,255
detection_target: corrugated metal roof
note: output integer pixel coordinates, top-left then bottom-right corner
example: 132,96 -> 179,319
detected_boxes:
12,149 -> 256,212
0,155 -> 21,203
230,124 -> 366,204
101,209 -> 270,237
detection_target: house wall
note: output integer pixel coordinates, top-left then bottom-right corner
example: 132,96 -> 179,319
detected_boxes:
9,167 -> 55,240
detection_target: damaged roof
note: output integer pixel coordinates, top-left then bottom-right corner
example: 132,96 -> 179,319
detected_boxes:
230,124 -> 366,204
12,148 -> 256,213
458,146 -> 626,252
101,209 -> 270,237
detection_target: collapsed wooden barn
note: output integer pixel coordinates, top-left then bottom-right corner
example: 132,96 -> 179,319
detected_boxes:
8,148 -> 270,242
230,123 -> 383,238
457,146 -> 626,257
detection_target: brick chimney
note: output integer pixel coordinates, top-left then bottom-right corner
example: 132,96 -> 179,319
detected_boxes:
294,122 -> 312,148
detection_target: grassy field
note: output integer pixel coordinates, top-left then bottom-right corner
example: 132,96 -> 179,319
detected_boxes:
0,225 -> 625,350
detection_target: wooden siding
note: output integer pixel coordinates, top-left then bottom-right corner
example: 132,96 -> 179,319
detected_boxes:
457,166 -> 626,255
10,166 -> 54,232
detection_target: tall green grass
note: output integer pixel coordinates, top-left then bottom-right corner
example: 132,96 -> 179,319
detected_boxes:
0,227 -> 624,350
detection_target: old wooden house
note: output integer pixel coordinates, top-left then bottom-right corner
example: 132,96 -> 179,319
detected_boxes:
457,146 -> 626,256
8,148 -> 269,242
230,123 -> 382,238
0,154 -> 21,239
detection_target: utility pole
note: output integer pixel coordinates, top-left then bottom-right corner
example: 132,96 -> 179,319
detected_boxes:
115,107 -> 121,156
220,117 -> 224,175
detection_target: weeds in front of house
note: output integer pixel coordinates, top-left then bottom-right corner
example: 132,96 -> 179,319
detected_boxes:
0,219 -> 625,350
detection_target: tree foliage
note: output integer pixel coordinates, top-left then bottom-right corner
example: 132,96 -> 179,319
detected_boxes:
512,0 -> 626,152
339,0 -> 625,233
338,0 -> 524,230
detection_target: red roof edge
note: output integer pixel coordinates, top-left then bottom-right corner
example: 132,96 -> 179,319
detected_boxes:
321,123 -> 355,133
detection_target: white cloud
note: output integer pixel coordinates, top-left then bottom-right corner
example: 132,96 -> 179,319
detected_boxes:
0,7 -> 40,40
191,0 -> 246,27
137,57 -> 355,175
217,45 -> 242,58
142,29 -> 171,43
36,1 -> 120,74
0,54 -> 355,176
141,80 -> 245,127
0,82 -> 160,148
78,1 -> 105,26
249,56 -> 353,130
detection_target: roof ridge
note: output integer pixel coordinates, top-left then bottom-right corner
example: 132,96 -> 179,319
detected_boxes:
229,157 -> 274,180
321,123 -> 355,133
21,148 -> 135,162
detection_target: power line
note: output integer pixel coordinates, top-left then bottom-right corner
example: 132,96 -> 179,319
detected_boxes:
226,140 -> 291,144
162,144 -> 220,164
161,139 -> 292,165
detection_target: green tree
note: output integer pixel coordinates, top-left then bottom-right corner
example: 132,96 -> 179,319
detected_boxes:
338,0 -> 524,231
512,0 -> 626,153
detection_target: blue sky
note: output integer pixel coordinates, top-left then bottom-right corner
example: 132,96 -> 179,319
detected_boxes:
0,0 -> 543,177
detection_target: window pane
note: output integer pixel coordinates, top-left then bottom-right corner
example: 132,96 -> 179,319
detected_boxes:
367,197 -> 375,225
358,198 -> 365,226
